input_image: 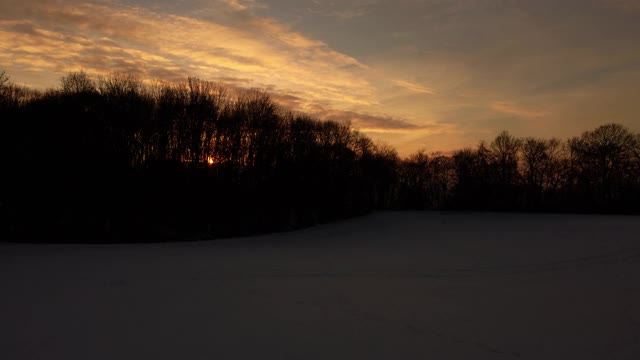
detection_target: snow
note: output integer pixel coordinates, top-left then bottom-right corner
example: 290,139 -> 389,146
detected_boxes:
1,211 -> 639,359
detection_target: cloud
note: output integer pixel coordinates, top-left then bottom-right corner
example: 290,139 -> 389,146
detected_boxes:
4,0 -> 637,156
392,79 -> 435,95
602,0 -> 640,11
0,0 -> 449,148
529,61 -> 640,94
307,107 -> 433,134
218,0 -> 266,11
305,0 -> 380,20
0,0 -> 374,110
490,102 -> 546,119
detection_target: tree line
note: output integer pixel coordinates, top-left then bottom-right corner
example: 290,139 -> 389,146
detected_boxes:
0,71 -> 397,241
1,71 -> 639,242
398,127 -> 640,213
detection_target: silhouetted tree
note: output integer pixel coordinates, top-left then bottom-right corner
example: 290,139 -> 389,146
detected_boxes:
370,142 -> 400,208
451,145 -> 492,209
520,137 -> 564,208
3,70 -> 640,242
521,137 -> 547,190
568,123 -> 639,208
61,71 -> 96,94
491,131 -> 521,185
0,70 -> 8,88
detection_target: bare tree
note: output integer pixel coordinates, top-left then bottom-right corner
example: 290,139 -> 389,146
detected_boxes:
521,137 -> 549,190
491,131 -> 521,186
61,71 -> 96,94
541,138 -> 565,191
0,70 -> 9,88
569,123 -> 638,201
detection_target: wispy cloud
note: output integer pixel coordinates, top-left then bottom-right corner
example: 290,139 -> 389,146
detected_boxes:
218,0 -> 266,11
2,0 -> 638,155
529,61 -> 640,94
490,102 -> 546,119
308,107 -> 433,134
305,0 -> 380,20
0,0 -> 448,148
392,79 -> 435,95
602,0 -> 640,11
0,0 -> 373,110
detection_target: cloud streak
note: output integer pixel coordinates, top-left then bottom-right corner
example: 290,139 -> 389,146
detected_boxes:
490,102 -> 547,119
2,0 -> 639,155
0,0 -> 372,109
603,0 -> 640,11
392,79 -> 435,95
308,108 -> 433,134
0,0 -> 437,138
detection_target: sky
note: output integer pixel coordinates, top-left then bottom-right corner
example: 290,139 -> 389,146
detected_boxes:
1,0 -> 640,155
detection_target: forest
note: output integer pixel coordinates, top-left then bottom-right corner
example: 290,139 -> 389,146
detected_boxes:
1,71 -> 639,242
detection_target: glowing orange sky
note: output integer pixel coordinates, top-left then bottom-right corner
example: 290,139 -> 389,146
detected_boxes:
2,0 -> 640,155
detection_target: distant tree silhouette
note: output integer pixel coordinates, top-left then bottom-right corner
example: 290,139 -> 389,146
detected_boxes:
398,151 -> 453,209
0,70 -> 8,88
520,137 -> 562,208
522,137 -> 548,190
3,70 -> 640,242
568,124 -> 639,209
370,142 -> 400,209
488,131 -> 520,208
61,71 -> 97,94
450,144 -> 493,210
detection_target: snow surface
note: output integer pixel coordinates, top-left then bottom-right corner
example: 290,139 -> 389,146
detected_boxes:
1,211 -> 640,359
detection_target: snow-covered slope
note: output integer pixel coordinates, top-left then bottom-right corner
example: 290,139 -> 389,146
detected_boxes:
2,212 -> 639,359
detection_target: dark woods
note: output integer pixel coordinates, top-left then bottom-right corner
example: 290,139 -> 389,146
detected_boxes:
1,71 -> 397,241
1,71 -> 639,242
399,127 -> 640,213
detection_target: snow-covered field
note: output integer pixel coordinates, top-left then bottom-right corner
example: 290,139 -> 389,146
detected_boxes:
2,211 -> 639,359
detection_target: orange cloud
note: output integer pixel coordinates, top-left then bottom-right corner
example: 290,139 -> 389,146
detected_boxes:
219,0 -> 266,11
0,0 -> 373,110
307,108 -> 434,134
0,0 -> 457,155
392,79 -> 436,95
490,101 -> 547,118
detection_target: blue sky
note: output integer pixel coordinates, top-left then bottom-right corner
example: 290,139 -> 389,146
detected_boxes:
2,0 -> 639,154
